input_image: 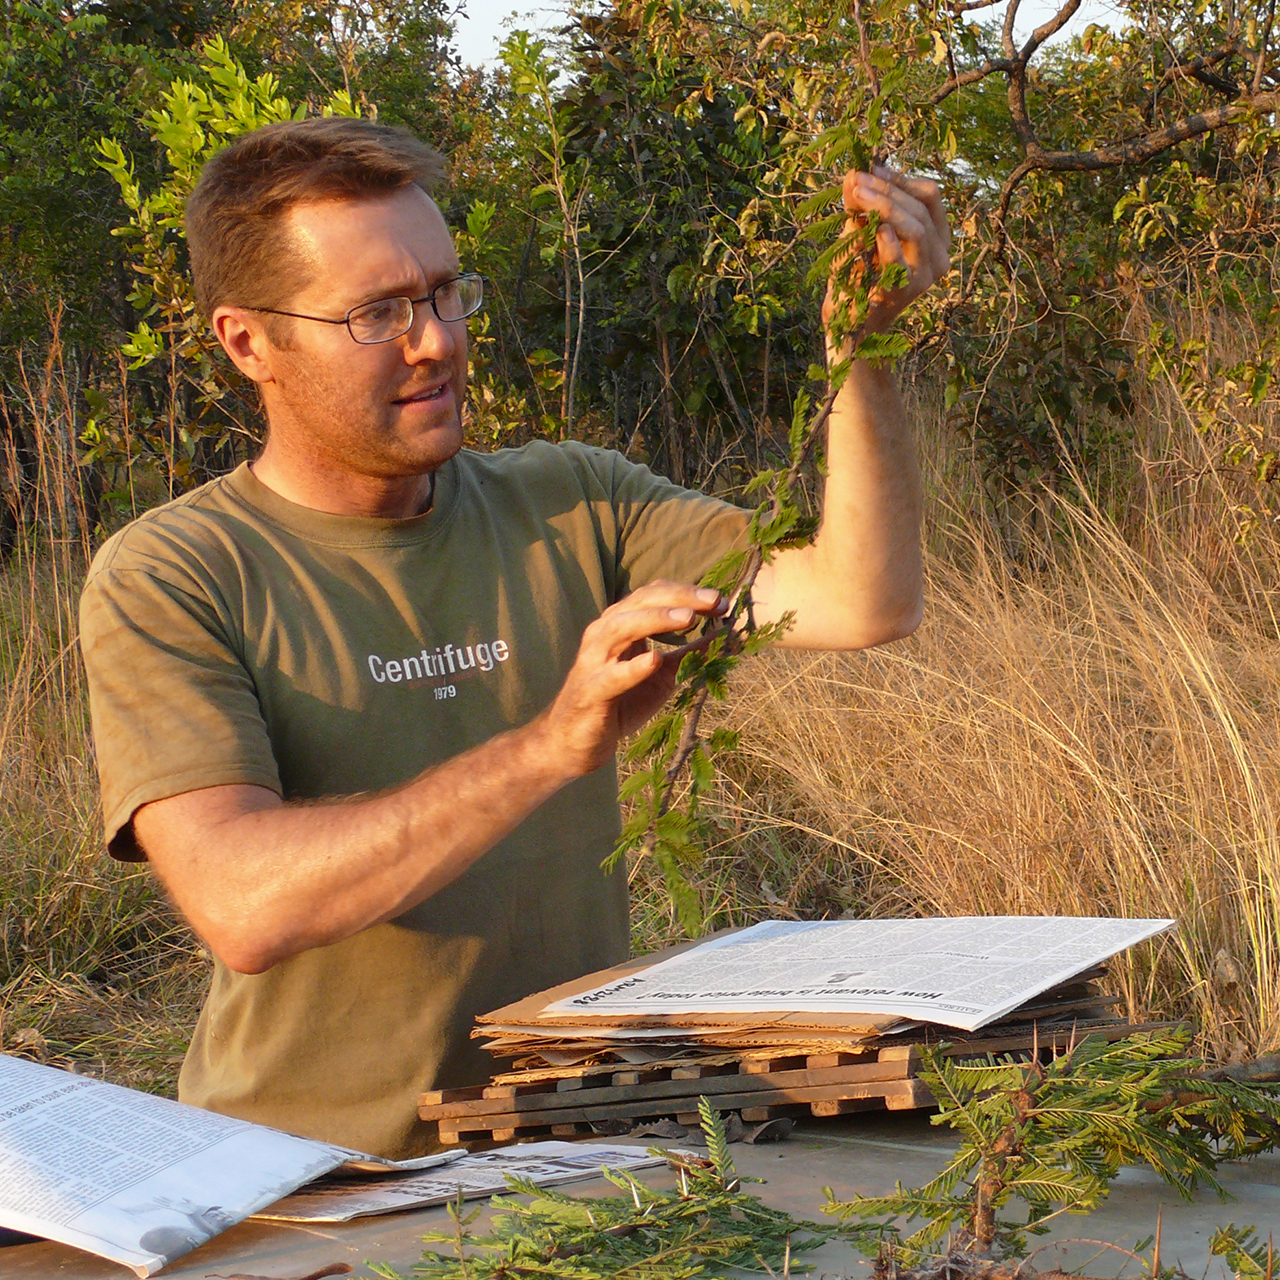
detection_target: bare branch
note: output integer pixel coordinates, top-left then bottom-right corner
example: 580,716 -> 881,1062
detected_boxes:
852,0 -> 881,97
1190,65 -> 1244,96
950,0 -> 1005,12
930,57 -> 1015,105
1000,0 -> 1020,60
705,337 -> 752,439
1254,0 -> 1277,94
1006,60 -> 1040,152
1040,86 -> 1280,170
994,86 -> 1280,232
1159,41 -> 1238,88
1019,0 -> 1082,61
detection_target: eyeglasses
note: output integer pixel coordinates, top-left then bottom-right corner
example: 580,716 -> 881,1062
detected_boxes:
242,274 -> 486,345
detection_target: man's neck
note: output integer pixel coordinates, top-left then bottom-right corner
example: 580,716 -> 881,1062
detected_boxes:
250,441 -> 436,520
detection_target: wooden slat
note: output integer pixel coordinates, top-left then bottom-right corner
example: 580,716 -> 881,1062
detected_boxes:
886,1079 -> 936,1110
434,1076 -> 928,1135
876,1045 -> 922,1064
483,1083 -> 548,1099
740,1056 -> 808,1075
419,1084 -> 487,1107
610,1068 -> 674,1087
809,1097 -> 883,1117
740,1104 -> 809,1123
555,1071 -> 614,1093
671,1064 -> 736,1080
421,1058 -> 914,1121
806,1052 -> 876,1069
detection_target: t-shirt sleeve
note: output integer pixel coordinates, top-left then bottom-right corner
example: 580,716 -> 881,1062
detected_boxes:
80,547 -> 281,862
565,444 -> 750,597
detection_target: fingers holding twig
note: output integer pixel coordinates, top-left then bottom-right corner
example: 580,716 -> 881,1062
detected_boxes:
835,165 -> 952,328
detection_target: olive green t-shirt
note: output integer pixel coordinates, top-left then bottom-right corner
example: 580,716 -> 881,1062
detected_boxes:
79,441 -> 747,1158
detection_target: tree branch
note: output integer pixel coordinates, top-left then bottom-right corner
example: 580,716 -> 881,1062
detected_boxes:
930,57 -> 1015,105
1019,0 -> 1082,61
1000,0 -> 1020,60
852,0 -> 881,97
994,86 -> 1280,233
1159,41 -> 1239,91
1254,0 -> 1277,94
1037,86 -> 1280,171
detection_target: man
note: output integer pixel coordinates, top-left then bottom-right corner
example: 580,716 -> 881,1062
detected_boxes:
80,117 -> 949,1158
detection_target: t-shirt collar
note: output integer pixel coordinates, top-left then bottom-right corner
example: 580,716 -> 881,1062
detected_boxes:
222,457 -> 459,548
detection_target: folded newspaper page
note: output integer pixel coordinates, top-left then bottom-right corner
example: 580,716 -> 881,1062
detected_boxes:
256,1141 -> 672,1222
546,917 -> 1175,1031
0,1054 -> 455,1277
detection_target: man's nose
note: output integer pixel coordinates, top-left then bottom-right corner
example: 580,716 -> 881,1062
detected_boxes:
403,305 -> 459,363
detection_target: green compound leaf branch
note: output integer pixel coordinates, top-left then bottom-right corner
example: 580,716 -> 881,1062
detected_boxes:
827,1027 -> 1280,1268
373,1099 -> 831,1279
605,107 -> 911,934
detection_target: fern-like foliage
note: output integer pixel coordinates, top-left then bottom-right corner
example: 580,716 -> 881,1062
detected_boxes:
374,1100 -> 830,1278
1212,1224 -> 1277,1280
828,1027 -> 1280,1264
698,1094 -> 735,1186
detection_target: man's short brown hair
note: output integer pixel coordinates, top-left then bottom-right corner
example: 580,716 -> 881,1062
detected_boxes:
186,117 -> 446,319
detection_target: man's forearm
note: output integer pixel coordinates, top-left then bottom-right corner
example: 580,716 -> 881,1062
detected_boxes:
138,715 -> 573,974
752,358 -> 923,649
134,580 -> 726,975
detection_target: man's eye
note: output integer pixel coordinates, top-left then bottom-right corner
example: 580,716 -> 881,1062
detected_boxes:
359,301 -> 397,325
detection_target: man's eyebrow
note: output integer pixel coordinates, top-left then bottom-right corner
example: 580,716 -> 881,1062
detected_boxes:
350,270 -> 464,307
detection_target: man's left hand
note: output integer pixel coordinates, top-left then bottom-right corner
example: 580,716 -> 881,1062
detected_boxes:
824,165 -> 952,337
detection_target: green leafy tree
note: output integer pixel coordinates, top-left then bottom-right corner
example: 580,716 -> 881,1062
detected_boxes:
896,0 -> 1280,505
0,0 -> 192,548
0,1 -> 183,355
93,38 -> 361,494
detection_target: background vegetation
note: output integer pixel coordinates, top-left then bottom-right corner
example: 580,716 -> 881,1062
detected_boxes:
3,0 -> 1279,1090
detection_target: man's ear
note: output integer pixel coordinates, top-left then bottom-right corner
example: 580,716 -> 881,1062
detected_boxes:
212,306 -> 278,385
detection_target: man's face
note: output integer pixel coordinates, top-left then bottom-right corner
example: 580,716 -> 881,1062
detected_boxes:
260,187 -> 469,478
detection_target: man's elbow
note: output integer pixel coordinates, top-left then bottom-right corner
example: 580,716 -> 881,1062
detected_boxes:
195,913 -> 289,975
204,931 -> 280,975
823,597 -> 924,651
874,597 -> 925,645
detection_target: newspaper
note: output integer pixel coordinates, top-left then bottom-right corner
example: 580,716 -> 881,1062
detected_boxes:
0,1054 -> 456,1277
256,1141 -> 672,1222
546,917 -> 1176,1031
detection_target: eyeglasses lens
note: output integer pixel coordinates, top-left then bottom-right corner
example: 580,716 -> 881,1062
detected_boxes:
348,298 -> 414,344
346,277 -> 485,344
436,276 -> 484,322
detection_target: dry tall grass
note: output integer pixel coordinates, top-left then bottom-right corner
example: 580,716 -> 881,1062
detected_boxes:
1,342 -> 205,1092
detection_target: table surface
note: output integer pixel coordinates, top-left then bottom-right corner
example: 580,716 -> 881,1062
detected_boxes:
6,1112 -> 1280,1278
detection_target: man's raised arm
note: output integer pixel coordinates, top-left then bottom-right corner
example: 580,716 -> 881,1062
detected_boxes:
752,166 -> 950,649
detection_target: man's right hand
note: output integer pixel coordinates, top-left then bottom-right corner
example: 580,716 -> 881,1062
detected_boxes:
538,581 -> 728,778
